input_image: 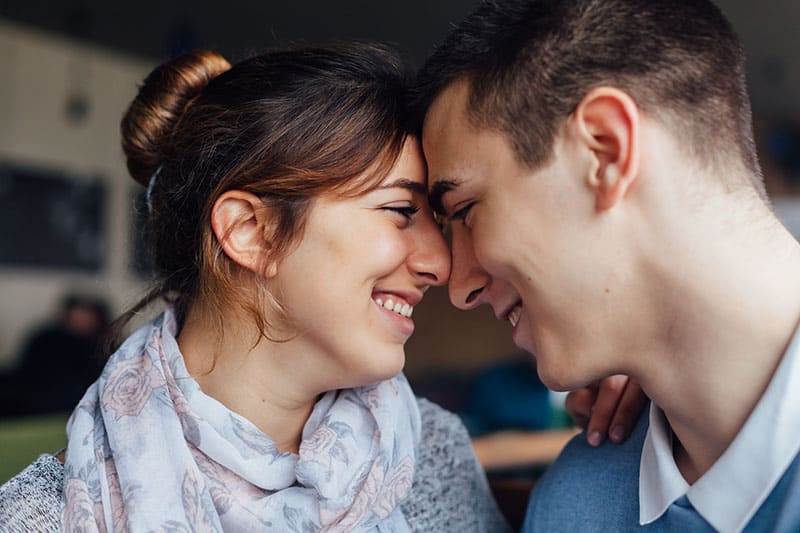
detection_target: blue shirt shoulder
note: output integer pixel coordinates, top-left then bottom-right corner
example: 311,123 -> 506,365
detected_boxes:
523,407 -> 800,532
523,408 -> 648,532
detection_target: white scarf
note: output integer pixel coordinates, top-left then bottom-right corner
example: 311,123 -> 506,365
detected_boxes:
63,310 -> 421,532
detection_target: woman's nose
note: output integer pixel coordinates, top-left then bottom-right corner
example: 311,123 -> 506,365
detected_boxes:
447,227 -> 489,310
408,213 -> 451,286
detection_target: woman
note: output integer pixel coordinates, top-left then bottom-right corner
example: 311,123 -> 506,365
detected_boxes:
0,43 -> 639,532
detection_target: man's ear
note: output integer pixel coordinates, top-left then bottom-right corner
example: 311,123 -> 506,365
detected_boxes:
572,87 -> 640,211
211,190 -> 279,277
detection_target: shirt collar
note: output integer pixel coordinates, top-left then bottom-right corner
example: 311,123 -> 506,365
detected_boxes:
639,323 -> 800,532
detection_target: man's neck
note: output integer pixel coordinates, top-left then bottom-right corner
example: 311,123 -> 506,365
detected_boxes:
634,210 -> 800,483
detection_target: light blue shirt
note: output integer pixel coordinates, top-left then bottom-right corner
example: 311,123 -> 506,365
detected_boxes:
640,322 -> 800,531
524,323 -> 800,532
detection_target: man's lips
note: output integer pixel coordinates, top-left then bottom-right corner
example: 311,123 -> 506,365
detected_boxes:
507,304 -> 523,328
497,299 -> 523,326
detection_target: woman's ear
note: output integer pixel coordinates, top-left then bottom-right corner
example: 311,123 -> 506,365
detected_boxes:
572,87 -> 640,211
211,190 -> 279,277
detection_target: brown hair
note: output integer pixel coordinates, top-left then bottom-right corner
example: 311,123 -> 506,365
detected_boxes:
110,43 -> 410,355
411,0 -> 763,194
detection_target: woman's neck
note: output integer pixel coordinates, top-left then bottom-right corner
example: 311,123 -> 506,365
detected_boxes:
177,305 -> 317,454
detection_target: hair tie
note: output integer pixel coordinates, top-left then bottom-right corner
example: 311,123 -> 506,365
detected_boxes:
146,165 -> 162,213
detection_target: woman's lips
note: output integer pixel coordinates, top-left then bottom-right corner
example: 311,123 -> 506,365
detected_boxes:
372,293 -> 414,317
372,293 -> 415,337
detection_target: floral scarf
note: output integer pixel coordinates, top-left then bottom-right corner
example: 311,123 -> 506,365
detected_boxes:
63,310 -> 421,532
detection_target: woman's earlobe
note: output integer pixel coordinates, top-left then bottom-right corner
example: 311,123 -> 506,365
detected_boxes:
211,190 -> 273,273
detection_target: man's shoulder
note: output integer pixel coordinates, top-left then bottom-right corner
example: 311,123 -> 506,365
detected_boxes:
523,409 -> 649,532
0,453 -> 64,532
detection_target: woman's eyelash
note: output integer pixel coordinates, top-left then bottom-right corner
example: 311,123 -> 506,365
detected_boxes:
385,205 -> 420,219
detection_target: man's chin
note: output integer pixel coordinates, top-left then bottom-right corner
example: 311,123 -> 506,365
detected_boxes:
511,324 -> 536,355
532,354 -> 584,392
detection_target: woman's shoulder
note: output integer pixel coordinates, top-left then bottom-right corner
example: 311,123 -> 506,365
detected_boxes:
406,397 -> 512,532
413,396 -> 484,484
415,396 -> 471,445
0,453 -> 64,532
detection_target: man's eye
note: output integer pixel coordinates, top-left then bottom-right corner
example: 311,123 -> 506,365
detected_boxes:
450,202 -> 475,223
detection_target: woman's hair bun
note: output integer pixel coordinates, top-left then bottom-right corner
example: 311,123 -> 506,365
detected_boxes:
121,50 -> 231,186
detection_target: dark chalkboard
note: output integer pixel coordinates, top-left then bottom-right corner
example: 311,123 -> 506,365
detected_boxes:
0,162 -> 106,271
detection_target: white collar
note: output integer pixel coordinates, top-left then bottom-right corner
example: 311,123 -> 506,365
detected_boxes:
640,324 -> 800,532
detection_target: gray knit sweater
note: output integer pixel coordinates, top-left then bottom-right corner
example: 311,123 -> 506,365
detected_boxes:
0,398 -> 511,532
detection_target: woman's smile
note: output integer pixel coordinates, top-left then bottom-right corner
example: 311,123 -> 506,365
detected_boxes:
372,292 -> 417,338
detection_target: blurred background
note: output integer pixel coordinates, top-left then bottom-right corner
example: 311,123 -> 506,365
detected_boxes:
1,0 -> 799,524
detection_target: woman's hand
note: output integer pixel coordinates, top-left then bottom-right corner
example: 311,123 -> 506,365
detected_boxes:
565,375 -> 648,447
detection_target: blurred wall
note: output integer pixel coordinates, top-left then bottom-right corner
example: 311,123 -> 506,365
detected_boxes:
0,20 -> 153,366
715,0 -> 800,119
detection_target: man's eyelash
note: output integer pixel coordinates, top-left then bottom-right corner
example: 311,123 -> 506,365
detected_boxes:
450,202 -> 474,221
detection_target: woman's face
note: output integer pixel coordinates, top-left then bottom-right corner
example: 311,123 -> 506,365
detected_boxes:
274,137 -> 450,390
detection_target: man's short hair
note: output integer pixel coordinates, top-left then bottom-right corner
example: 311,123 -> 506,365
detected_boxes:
412,0 -> 762,188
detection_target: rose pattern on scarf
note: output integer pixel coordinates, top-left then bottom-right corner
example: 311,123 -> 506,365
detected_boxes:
63,478 -> 100,533
301,426 -> 339,466
64,310 -> 420,532
362,378 -> 401,411
158,342 -> 203,446
101,351 -> 165,420
189,445 -> 235,515
189,443 -> 267,516
298,419 -> 355,487
178,466 -> 218,531
284,505 -> 319,533
103,457 -> 129,531
230,413 -> 280,458
321,454 -> 415,532
322,458 -> 381,532
372,456 -> 414,518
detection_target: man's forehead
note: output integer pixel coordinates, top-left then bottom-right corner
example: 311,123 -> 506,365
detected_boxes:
423,79 -> 472,137
422,80 -> 475,198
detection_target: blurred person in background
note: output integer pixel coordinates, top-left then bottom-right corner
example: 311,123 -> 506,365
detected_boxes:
0,293 -> 108,417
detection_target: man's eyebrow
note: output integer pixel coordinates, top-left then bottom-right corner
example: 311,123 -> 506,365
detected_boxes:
377,179 -> 428,195
428,179 -> 460,216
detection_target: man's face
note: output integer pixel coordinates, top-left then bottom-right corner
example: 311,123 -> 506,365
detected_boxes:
422,80 -> 625,390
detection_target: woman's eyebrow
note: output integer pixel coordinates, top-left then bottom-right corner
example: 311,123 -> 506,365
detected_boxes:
428,179 -> 460,216
378,179 -> 428,195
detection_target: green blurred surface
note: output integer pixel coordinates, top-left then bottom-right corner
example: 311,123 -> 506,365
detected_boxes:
0,413 -> 69,484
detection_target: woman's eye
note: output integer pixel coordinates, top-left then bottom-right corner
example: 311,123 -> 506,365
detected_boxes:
383,205 -> 420,221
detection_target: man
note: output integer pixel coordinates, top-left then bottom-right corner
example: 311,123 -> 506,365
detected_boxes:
413,0 -> 800,530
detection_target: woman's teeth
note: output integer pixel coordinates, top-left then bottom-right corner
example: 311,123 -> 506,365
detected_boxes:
374,297 -> 413,318
508,304 -> 522,327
